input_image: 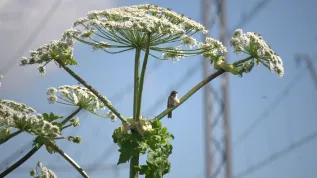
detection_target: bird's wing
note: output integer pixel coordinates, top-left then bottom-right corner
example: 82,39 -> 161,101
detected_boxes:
167,96 -> 172,107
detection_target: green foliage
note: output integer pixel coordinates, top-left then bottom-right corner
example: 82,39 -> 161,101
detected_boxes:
0,127 -> 10,140
212,56 -> 256,77
42,112 -> 63,122
113,119 -> 174,178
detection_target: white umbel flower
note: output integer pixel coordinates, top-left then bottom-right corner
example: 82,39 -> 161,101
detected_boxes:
0,100 -> 60,138
30,162 -> 57,178
70,4 -> 210,61
230,29 -> 284,77
199,37 -> 227,60
48,85 -> 111,117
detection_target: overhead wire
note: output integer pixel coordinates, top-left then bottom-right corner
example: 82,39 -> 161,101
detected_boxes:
233,68 -> 307,148
0,0 -> 62,76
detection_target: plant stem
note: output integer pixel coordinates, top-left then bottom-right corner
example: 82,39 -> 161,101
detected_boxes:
61,107 -> 82,125
130,47 -> 142,178
52,145 -> 90,178
55,59 -> 126,122
133,48 -> 141,121
155,69 -> 225,120
0,145 -> 42,178
232,56 -> 253,66
136,33 -> 151,121
61,124 -> 72,130
0,108 -> 83,176
129,155 -> 139,178
0,130 -> 23,145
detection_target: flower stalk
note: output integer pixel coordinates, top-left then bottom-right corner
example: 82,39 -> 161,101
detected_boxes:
48,143 -> 89,178
136,32 -> 151,121
133,48 -> 141,122
155,69 -> 225,120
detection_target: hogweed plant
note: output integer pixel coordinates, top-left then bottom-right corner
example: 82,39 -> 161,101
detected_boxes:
0,4 -> 284,178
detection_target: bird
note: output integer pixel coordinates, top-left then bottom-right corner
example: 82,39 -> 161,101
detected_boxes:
167,90 -> 180,118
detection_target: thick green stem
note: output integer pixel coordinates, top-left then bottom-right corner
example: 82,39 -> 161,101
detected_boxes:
155,69 -> 225,120
0,108 -> 82,176
130,48 -> 142,178
55,59 -> 126,122
136,33 -> 151,121
129,156 -> 140,178
0,130 -> 23,145
133,48 -> 141,121
52,145 -> 90,178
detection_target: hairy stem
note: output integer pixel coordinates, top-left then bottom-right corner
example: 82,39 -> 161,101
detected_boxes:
136,33 -> 151,121
0,145 -> 42,178
133,48 -> 141,121
155,69 -> 225,120
55,59 -> 126,122
0,108 -> 83,176
0,130 -> 23,145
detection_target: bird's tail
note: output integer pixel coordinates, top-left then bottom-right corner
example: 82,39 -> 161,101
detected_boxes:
168,112 -> 172,118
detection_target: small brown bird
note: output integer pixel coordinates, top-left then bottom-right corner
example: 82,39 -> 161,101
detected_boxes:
167,90 -> 180,118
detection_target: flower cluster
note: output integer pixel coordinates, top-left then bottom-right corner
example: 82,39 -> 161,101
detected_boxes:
20,29 -> 80,75
230,29 -> 284,77
73,4 -> 206,40
116,116 -> 153,137
69,4 -> 213,61
30,161 -> 57,178
108,111 -> 117,122
0,100 -> 60,138
67,136 -> 82,143
200,37 -> 227,59
47,85 -> 116,119
70,117 -> 80,127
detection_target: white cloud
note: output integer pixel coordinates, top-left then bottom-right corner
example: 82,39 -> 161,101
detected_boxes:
0,0 -> 117,93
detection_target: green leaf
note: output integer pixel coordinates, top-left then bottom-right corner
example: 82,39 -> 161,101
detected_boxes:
42,112 -> 62,122
243,61 -> 255,73
52,122 -> 63,129
117,151 -> 131,164
0,128 -> 10,140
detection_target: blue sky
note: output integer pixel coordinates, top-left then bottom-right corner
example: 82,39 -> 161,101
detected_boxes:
1,0 -> 317,178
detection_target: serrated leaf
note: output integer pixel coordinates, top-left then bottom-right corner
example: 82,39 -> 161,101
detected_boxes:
43,112 -> 62,122
117,151 -> 131,165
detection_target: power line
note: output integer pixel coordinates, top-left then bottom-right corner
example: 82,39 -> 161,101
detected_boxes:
227,0 -> 271,37
0,0 -> 62,75
233,68 -> 307,147
234,129 -> 317,178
